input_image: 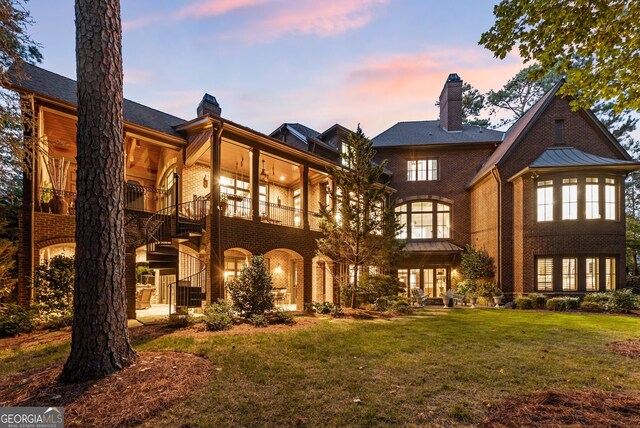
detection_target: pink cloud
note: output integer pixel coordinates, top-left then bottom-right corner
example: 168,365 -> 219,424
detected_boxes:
123,0 -> 266,31
123,69 -> 156,85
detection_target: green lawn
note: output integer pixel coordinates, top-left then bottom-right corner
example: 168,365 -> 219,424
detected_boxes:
2,309 -> 640,426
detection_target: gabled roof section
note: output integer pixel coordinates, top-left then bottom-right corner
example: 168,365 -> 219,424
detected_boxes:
372,120 -> 504,148
287,123 -> 320,139
318,123 -> 353,141
466,80 -> 564,188
7,63 -> 187,139
529,147 -> 640,168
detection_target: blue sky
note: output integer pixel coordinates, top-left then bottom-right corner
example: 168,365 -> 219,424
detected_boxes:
27,0 -> 524,137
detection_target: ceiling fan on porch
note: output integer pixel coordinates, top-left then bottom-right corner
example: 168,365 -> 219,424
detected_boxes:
260,159 -> 274,183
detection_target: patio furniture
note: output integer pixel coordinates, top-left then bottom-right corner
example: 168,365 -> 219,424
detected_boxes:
135,287 -> 155,310
273,288 -> 288,306
410,288 -> 429,306
446,289 -> 467,306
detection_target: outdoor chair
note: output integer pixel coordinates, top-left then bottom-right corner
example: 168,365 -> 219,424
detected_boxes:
135,288 -> 155,310
273,288 -> 288,307
446,289 -> 467,306
410,287 -> 429,306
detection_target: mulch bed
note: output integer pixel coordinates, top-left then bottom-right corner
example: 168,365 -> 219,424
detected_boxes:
0,351 -> 211,427
480,390 -> 640,428
608,340 -> 640,358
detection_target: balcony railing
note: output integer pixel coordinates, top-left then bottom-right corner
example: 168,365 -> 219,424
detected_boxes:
222,195 -> 252,220
36,184 -> 168,214
259,201 -> 302,228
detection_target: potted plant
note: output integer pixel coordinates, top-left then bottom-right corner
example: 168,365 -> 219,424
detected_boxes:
45,157 -> 71,215
490,284 -> 503,307
468,290 -> 479,308
456,279 -> 477,308
40,180 -> 52,212
220,193 -> 229,213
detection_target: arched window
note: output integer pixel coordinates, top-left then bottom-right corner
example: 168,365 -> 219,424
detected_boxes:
395,200 -> 451,240
159,164 -> 177,209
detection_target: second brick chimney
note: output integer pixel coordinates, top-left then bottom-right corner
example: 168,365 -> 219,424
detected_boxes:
439,73 -> 463,132
197,93 -> 222,117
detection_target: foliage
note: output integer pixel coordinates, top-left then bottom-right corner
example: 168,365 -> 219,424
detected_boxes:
546,297 -> 579,311
135,264 -> 153,284
203,300 -> 236,331
33,255 -> 74,313
267,308 -> 295,325
249,313 -> 268,328
390,298 -> 411,314
515,297 -> 533,310
582,293 -> 612,304
37,310 -> 73,330
480,0 -> 640,113
436,82 -> 490,127
455,279 -> 475,296
226,255 -> 274,317
0,235 -> 17,302
605,289 -> 638,313
579,301 -> 605,313
307,301 -> 337,315
316,126 -> 403,308
363,274 -> 405,300
460,245 -> 495,282
373,297 -> 391,312
0,303 -> 36,337
528,293 -> 547,309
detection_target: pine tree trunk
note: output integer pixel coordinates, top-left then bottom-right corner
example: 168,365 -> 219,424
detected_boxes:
60,0 -> 136,383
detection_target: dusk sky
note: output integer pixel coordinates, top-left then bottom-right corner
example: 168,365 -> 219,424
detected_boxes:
27,0 -> 525,137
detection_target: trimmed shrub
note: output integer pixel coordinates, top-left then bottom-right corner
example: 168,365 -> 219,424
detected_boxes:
373,297 -> 391,311
33,255 -> 74,313
583,293 -> 611,304
38,311 -> 73,330
515,297 -> 533,309
606,289 -> 638,313
203,300 -> 235,331
579,301 -> 605,312
249,313 -> 268,328
268,309 -> 295,325
546,298 -> 566,311
564,297 -> 579,310
391,298 -> 411,314
309,301 -> 336,315
528,293 -> 547,309
227,256 -> 274,317
330,304 -> 344,318
0,304 -> 36,337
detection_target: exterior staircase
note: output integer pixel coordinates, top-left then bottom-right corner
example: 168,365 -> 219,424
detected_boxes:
144,190 -> 208,314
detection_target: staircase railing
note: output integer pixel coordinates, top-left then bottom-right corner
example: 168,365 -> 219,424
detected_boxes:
144,193 -> 209,315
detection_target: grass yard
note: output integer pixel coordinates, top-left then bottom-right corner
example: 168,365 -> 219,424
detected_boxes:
2,309 -> 640,426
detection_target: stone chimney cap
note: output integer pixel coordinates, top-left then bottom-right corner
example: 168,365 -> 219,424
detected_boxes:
447,73 -> 461,83
201,93 -> 220,107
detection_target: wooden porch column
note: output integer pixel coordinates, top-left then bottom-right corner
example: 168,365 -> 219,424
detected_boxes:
251,147 -> 260,222
302,165 -> 309,230
208,126 -> 224,302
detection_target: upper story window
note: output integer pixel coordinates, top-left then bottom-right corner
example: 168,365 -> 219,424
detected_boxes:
407,159 -> 438,181
605,178 -> 617,220
554,120 -> 564,145
537,180 -> 553,222
341,142 -> 352,168
562,178 -> 578,220
394,200 -> 451,240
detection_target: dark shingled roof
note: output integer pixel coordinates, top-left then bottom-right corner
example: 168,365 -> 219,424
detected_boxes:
287,123 -> 320,139
529,147 -> 640,168
8,63 -> 187,139
372,120 -> 504,148
404,241 -> 463,253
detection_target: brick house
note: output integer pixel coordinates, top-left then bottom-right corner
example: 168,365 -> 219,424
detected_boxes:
9,65 -> 639,318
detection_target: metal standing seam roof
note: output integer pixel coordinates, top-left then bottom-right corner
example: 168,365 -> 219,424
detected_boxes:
529,146 -> 640,168
372,120 -> 504,148
404,241 -> 463,252
8,63 -> 187,139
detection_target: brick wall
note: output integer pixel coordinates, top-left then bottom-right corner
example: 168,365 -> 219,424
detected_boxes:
470,173 -> 499,280
182,164 -> 210,201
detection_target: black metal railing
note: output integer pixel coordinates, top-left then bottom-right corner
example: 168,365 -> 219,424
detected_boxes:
221,194 -> 252,219
124,183 -> 168,212
259,201 -> 302,228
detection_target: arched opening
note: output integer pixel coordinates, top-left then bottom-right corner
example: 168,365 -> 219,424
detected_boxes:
264,248 -> 303,310
39,242 -> 75,264
223,248 -> 252,300
312,255 -> 334,303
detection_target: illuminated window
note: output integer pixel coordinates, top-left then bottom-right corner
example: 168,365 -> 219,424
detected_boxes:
605,257 -> 616,290
411,201 -> 433,239
562,178 -> 578,220
537,180 -> 553,221
397,269 -> 408,289
605,178 -> 616,220
585,257 -> 599,291
395,204 -> 407,239
436,203 -> 451,238
341,142 -> 352,167
585,178 -> 600,219
536,258 -> 553,291
407,159 -> 437,181
562,257 -> 577,291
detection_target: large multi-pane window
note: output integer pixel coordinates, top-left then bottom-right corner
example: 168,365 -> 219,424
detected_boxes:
585,178 -> 600,219
585,257 -> 599,291
395,201 -> 452,240
605,257 -> 616,290
395,204 -> 407,239
605,178 -> 616,220
536,258 -> 553,291
407,159 -> 438,181
562,178 -> 578,220
411,202 -> 433,239
562,257 -> 577,291
537,180 -> 553,221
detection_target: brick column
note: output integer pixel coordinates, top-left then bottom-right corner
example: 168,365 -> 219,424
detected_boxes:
209,126 -> 224,301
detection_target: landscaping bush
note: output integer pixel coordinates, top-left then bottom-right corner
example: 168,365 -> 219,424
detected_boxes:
515,297 -> 533,309
455,279 -> 475,297
365,274 -> 405,300
227,255 -> 274,317
0,304 -> 36,337
310,301 -> 336,314
528,293 -> 547,309
373,296 -> 391,311
203,300 -> 235,331
546,298 -> 566,311
390,298 -> 411,314
605,289 -> 638,313
33,255 -> 74,313
564,297 -> 579,310
582,293 -> 611,304
330,304 -> 344,317
38,311 -> 73,330
579,301 -> 606,312
268,308 -> 295,325
249,313 -> 268,328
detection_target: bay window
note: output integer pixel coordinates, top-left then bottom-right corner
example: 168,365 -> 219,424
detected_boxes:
395,200 -> 452,240
562,178 -> 578,220
537,180 -> 553,222
605,178 -> 616,220
585,178 -> 600,219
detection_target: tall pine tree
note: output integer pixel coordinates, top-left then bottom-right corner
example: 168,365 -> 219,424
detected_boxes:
316,126 -> 403,309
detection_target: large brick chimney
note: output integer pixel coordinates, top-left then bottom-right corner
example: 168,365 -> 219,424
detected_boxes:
197,93 -> 221,117
439,73 -> 463,132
